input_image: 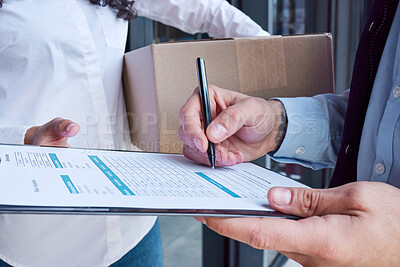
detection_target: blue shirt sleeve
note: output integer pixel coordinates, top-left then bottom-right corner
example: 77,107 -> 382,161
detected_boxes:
270,91 -> 349,170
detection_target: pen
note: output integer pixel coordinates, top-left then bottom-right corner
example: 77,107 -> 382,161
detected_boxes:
196,57 -> 215,169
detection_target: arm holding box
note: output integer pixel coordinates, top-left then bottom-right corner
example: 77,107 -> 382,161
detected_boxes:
133,0 -> 269,38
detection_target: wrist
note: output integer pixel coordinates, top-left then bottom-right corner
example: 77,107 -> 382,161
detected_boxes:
267,100 -> 287,153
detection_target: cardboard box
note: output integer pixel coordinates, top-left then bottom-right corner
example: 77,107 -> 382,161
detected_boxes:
123,34 -> 334,153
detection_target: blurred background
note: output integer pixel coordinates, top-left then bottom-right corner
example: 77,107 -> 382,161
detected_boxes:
126,1 -> 375,266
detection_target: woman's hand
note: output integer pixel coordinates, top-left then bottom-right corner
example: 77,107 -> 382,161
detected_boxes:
24,117 -> 80,147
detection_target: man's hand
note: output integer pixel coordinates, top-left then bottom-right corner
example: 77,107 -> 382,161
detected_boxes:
196,182 -> 400,266
24,117 -> 80,147
179,85 -> 287,166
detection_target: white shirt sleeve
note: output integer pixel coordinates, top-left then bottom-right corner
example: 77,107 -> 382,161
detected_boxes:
0,126 -> 30,145
270,90 -> 350,170
133,0 -> 270,38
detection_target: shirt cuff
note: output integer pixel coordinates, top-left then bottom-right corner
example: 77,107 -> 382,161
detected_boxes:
270,97 -> 330,169
0,126 -> 31,145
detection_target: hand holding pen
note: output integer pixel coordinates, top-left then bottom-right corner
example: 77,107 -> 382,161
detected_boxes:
178,58 -> 287,167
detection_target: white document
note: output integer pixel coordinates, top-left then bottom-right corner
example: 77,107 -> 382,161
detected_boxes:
0,144 -> 307,217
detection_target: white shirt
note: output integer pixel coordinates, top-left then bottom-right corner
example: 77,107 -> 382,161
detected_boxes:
0,0 -> 268,266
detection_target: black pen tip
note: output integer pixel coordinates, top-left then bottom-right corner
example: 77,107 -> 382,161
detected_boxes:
210,156 -> 215,169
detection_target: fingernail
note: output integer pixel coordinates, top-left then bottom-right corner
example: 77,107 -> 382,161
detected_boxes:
271,188 -> 291,206
194,138 -> 203,151
66,123 -> 78,132
210,124 -> 227,141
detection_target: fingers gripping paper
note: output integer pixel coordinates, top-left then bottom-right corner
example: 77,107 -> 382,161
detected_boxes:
235,37 -> 287,93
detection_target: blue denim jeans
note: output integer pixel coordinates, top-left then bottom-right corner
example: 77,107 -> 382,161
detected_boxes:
110,219 -> 163,267
0,219 -> 162,267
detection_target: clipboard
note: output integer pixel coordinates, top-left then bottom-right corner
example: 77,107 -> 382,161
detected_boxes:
0,144 -> 306,219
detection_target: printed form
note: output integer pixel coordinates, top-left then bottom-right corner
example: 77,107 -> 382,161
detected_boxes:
0,144 -> 307,216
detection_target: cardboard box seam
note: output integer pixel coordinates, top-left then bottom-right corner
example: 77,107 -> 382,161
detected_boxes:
151,47 -> 165,153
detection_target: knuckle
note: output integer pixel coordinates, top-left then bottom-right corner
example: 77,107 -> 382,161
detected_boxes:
178,110 -> 199,130
57,120 -> 67,131
298,189 -> 321,216
246,96 -> 261,106
178,127 -> 185,141
189,87 -> 200,99
45,117 -> 61,128
51,117 -> 62,122
178,105 -> 188,115
246,97 -> 266,111
345,183 -> 370,210
224,107 -> 245,126
182,123 -> 201,135
52,117 -> 64,128
178,107 -> 188,123
208,84 -> 220,92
